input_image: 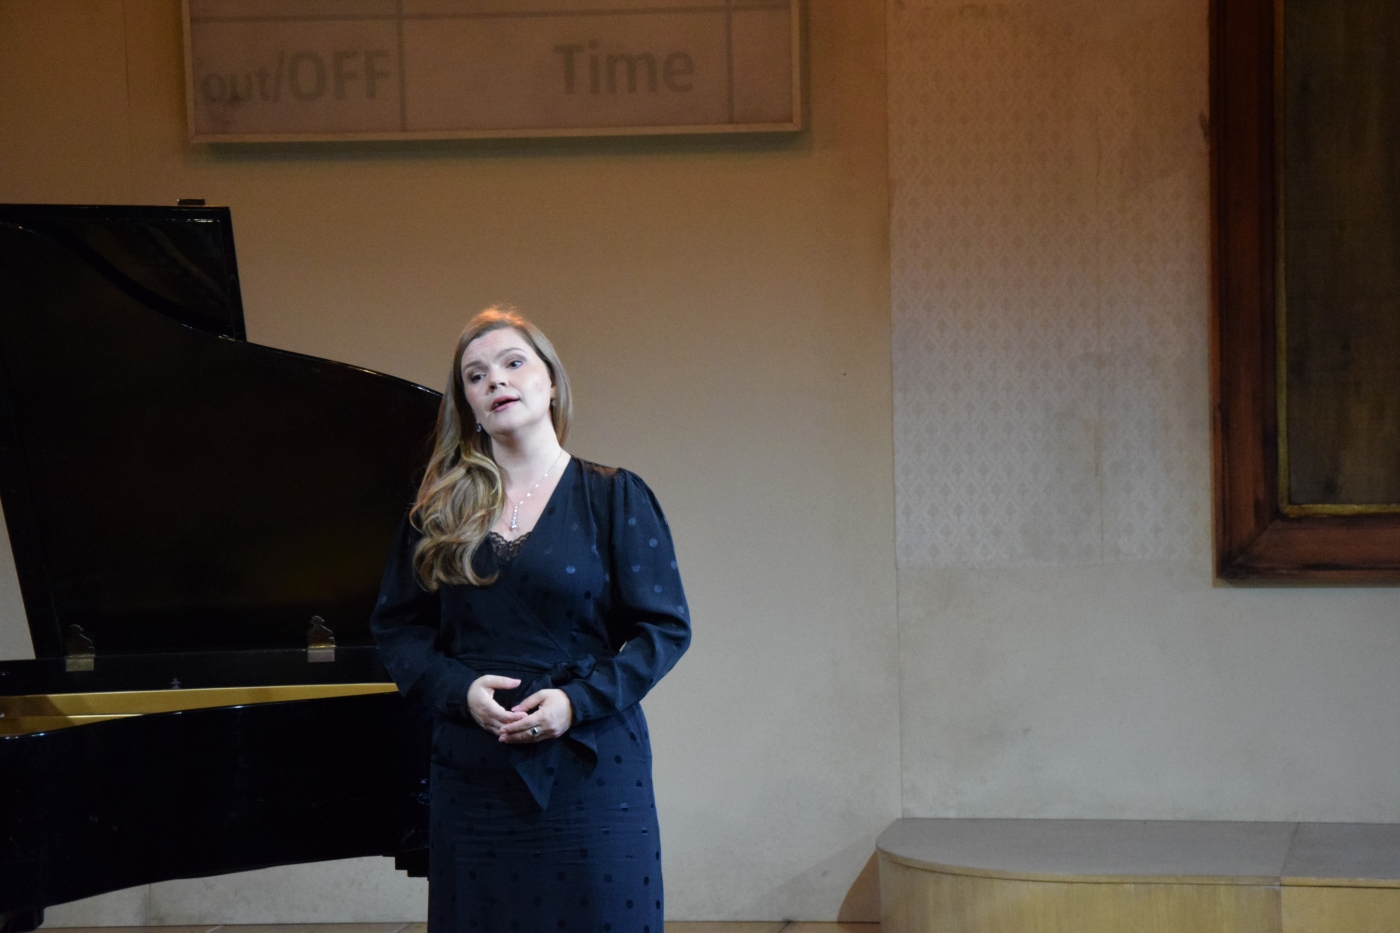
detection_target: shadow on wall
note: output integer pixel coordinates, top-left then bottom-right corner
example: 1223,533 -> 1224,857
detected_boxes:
839,853 -> 880,922
737,839 -> 881,922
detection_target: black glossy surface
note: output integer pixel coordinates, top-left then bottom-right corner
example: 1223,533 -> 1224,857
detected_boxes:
0,645 -> 393,694
0,205 -> 440,923
0,204 -> 245,340
0,205 -> 441,656
0,691 -> 431,911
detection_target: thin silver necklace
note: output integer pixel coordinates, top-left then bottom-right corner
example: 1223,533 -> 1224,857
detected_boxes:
506,449 -> 566,532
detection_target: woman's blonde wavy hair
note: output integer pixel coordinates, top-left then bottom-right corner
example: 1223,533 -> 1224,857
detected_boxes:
411,307 -> 572,589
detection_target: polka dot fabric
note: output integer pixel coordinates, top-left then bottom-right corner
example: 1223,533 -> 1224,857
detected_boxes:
370,459 -> 690,933
430,706 -> 662,933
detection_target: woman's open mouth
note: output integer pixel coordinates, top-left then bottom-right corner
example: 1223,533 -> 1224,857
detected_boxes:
491,396 -> 519,412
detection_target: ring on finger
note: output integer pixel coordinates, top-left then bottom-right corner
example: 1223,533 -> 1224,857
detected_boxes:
530,726 -> 540,737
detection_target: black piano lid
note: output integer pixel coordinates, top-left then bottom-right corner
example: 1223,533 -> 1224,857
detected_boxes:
0,204 -> 442,667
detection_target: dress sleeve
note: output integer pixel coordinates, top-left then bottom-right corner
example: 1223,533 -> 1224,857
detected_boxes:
369,515 -> 482,718
558,470 -> 692,724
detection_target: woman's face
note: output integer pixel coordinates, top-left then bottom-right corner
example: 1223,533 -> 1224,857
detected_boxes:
460,327 -> 556,440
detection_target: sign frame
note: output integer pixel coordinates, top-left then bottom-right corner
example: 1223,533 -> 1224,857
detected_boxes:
182,0 -> 804,142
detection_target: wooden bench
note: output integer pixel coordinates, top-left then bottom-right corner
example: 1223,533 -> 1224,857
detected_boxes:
878,819 -> 1400,933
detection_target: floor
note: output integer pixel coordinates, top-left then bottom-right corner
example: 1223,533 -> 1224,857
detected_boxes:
49,918 -> 879,924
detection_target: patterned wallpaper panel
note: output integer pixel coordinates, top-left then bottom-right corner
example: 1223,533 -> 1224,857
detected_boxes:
889,0 -> 1211,568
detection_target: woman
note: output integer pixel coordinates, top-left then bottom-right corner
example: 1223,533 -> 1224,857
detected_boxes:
370,307 -> 690,933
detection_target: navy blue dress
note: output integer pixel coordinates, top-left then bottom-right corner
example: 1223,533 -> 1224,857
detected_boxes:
370,459 -> 691,933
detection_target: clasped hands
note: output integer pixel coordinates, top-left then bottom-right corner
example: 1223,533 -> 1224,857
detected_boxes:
467,675 -> 572,743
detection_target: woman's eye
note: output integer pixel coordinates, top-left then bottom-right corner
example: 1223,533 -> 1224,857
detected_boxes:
507,358 -> 523,368
467,372 -> 482,383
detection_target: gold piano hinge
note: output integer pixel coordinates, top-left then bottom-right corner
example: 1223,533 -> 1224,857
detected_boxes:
307,616 -> 335,663
65,624 -> 95,672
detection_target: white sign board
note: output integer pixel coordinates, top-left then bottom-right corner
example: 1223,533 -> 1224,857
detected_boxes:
183,0 -> 801,141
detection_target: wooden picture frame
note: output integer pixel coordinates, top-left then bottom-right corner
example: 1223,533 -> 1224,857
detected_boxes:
1210,0 -> 1400,582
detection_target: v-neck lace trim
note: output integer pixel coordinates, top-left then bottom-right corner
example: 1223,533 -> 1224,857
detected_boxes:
487,531 -> 531,566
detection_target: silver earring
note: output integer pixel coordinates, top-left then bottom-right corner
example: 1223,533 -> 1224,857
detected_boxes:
476,423 -> 482,432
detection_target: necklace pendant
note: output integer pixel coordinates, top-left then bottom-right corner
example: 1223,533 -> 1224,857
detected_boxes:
504,450 -> 562,537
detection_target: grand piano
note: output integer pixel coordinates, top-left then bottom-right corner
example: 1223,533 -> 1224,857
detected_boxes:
0,204 -> 440,933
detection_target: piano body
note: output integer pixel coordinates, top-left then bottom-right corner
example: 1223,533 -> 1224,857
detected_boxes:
0,205 -> 440,933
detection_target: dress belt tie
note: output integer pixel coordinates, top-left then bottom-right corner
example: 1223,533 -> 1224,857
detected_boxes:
477,655 -> 601,811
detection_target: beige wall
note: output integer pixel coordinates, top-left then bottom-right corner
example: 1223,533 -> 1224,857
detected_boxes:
889,0 -> 1400,821
8,0 -> 1400,925
0,0 -> 898,923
